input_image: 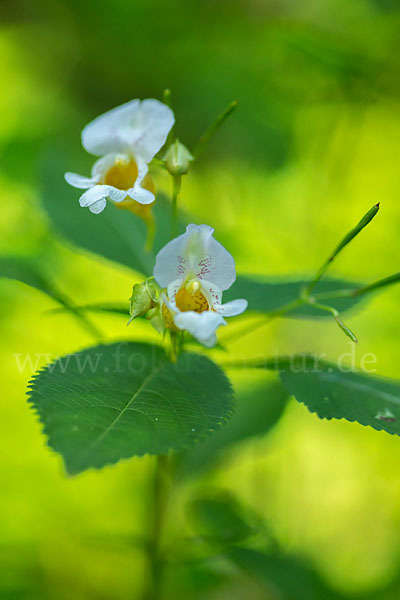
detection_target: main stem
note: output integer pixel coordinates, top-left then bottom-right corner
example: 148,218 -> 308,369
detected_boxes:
143,454 -> 170,600
171,175 -> 181,238
142,173 -> 184,599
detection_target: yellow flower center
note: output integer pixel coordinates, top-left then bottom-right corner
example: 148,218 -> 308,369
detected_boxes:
162,280 -> 210,332
103,157 -> 138,190
175,280 -> 209,313
103,156 -> 155,195
102,157 -> 156,220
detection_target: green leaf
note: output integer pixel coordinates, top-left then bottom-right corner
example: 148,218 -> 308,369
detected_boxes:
0,256 -> 54,297
268,356 -> 400,436
41,146 -> 185,275
27,342 -> 234,475
228,547 -> 345,600
179,377 -> 288,476
224,276 -> 365,317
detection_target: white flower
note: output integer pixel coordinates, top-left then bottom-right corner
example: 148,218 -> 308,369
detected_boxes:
154,224 -> 247,347
65,99 -> 175,214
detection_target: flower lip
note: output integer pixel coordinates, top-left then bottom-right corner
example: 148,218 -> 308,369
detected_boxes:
161,293 -> 226,348
174,310 -> 227,348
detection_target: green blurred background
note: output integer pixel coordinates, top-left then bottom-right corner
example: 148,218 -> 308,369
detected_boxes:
2,0 -> 400,598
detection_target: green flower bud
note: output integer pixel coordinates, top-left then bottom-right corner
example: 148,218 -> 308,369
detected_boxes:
128,282 -> 155,324
146,306 -> 165,333
164,139 -> 194,176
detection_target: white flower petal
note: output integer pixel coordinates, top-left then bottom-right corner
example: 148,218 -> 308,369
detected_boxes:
126,156 -> 155,205
79,185 -> 109,208
173,311 -> 226,348
198,280 -> 223,309
78,182 -> 127,212
215,298 -> 248,317
82,100 -> 141,156
126,185 -> 154,205
81,99 -> 174,159
89,198 -> 107,214
65,171 -> 97,189
107,186 -> 127,203
154,224 -> 236,290
131,99 -> 175,162
167,279 -> 184,302
162,293 -> 178,314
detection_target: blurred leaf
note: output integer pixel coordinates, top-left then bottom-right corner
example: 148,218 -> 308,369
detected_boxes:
27,343 -> 234,475
0,255 -> 103,340
179,378 -> 288,476
188,492 -> 254,548
0,255 -> 55,297
41,147 -> 186,275
228,547 -> 345,600
263,356 -> 400,437
224,276 -> 365,317
46,303 -> 128,317
162,560 -> 229,600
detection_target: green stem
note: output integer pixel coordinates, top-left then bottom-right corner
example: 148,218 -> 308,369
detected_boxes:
169,331 -> 178,362
162,88 -> 171,106
221,289 -> 360,345
171,174 -> 181,239
143,455 -> 170,600
192,100 -> 238,159
162,89 -> 175,150
220,298 -> 305,344
305,298 -> 358,343
311,271 -> 400,303
145,212 -> 156,253
351,272 -> 400,297
304,203 -> 380,296
312,288 -> 358,301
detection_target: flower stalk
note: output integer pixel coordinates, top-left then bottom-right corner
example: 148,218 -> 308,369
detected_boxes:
171,174 -> 181,239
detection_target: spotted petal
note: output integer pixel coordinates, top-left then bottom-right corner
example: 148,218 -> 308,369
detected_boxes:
154,224 -> 236,290
215,299 -> 248,317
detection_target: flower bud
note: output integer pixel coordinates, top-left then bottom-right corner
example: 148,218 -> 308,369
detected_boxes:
128,282 -> 155,324
164,140 -> 194,176
146,306 -> 165,333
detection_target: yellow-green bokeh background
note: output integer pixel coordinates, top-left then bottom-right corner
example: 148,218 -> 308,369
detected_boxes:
1,0 -> 400,598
